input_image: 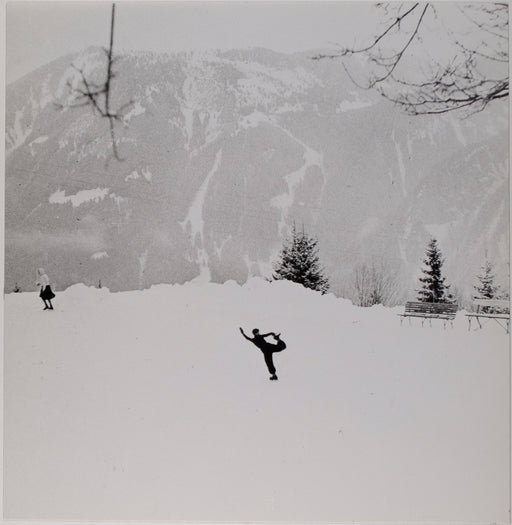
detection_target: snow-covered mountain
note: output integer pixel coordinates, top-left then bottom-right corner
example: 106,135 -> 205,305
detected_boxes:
5,47 -> 509,298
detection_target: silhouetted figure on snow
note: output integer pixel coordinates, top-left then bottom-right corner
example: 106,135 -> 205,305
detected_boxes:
36,268 -> 55,310
239,327 -> 286,380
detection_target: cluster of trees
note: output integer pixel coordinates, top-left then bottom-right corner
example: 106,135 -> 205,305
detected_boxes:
416,238 -> 507,305
273,228 -> 507,307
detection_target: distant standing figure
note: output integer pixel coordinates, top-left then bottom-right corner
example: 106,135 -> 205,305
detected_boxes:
239,327 -> 286,380
36,268 -> 55,310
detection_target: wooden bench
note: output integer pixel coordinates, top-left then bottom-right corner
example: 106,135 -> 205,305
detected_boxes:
399,301 -> 458,328
465,299 -> 510,333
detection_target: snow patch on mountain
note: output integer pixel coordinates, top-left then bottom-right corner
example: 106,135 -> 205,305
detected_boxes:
271,126 -> 325,234
336,99 -> 373,113
49,187 -> 110,207
181,150 -> 223,280
238,110 -> 275,131
274,102 -> 305,114
181,105 -> 195,149
199,109 -> 223,151
142,168 -> 153,182
6,109 -> 33,155
28,135 -> 49,155
214,236 -> 232,259
125,171 -> 140,181
109,193 -> 126,213
181,150 -> 223,243
91,251 -> 109,260
123,101 -> 146,122
392,130 -> 408,198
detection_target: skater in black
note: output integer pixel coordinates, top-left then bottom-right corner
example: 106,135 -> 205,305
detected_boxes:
239,327 -> 286,380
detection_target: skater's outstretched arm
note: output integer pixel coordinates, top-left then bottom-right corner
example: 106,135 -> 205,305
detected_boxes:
239,327 -> 252,341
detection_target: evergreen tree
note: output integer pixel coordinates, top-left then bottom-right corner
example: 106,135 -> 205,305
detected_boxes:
273,224 -> 329,294
417,238 -> 453,303
474,260 -> 500,300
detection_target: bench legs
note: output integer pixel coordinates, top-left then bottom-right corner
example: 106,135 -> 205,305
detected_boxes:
467,316 -> 483,331
401,316 -> 454,328
402,317 -> 453,328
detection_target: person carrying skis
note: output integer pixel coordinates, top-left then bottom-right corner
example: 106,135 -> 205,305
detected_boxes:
239,327 -> 286,380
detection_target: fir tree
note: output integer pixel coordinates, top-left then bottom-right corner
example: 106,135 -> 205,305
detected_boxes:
417,238 -> 453,303
474,260 -> 500,300
273,224 -> 329,294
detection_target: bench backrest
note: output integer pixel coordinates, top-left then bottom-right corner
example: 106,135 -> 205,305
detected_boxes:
473,299 -> 509,309
473,298 -> 509,313
404,301 -> 458,315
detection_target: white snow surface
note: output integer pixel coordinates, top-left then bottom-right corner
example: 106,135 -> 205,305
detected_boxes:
3,278 -> 509,522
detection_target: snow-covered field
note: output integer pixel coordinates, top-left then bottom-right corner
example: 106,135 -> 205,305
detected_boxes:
3,279 -> 510,523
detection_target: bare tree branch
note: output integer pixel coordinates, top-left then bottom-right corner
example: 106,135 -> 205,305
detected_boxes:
315,2 -> 508,116
56,3 -> 133,161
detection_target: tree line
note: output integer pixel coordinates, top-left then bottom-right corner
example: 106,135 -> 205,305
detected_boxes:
272,226 -> 507,308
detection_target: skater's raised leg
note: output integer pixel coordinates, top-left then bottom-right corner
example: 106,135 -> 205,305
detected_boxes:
240,327 -> 286,380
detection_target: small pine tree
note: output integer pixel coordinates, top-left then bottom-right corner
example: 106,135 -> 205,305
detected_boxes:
273,224 -> 329,294
417,238 -> 453,303
474,260 -> 501,313
13,283 -> 21,293
474,260 -> 499,300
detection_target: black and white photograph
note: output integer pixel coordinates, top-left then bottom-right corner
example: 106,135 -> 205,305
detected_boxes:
3,1 -> 510,523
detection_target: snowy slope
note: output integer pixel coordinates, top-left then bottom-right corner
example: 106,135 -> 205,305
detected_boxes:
4,279 -> 509,522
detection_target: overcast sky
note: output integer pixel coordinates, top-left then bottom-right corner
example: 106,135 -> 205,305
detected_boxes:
6,1 -> 380,84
